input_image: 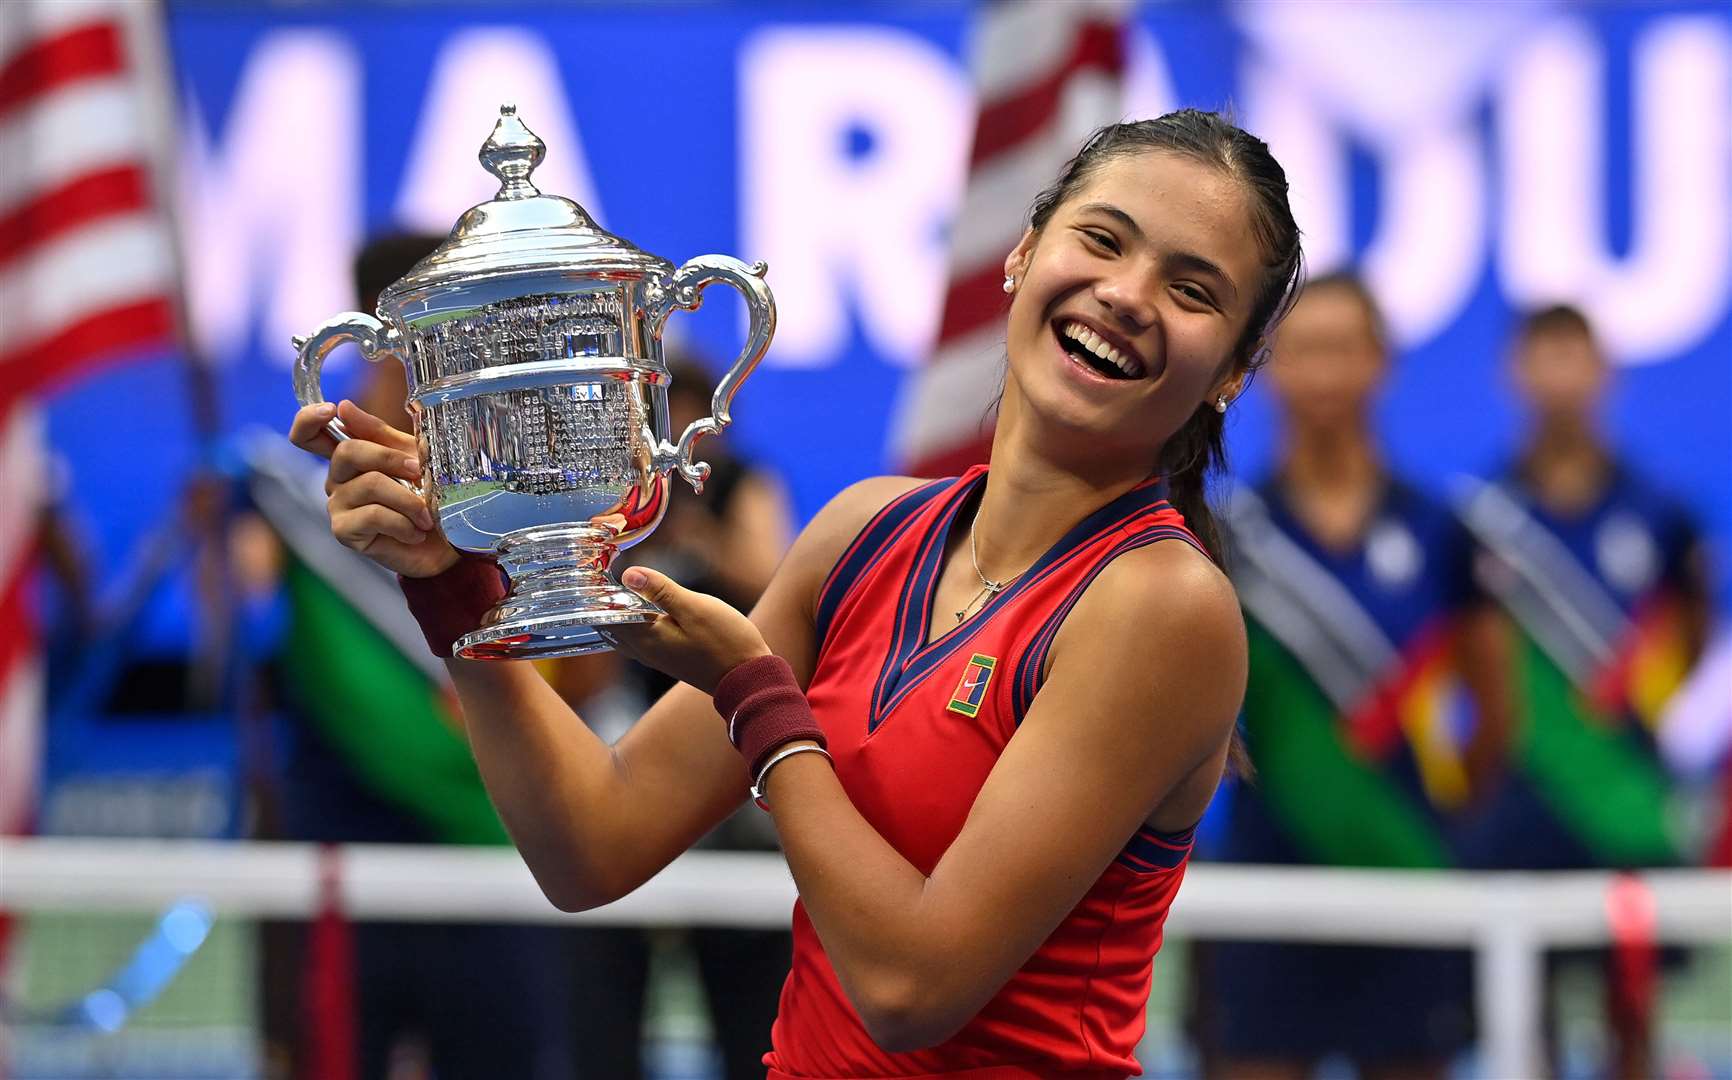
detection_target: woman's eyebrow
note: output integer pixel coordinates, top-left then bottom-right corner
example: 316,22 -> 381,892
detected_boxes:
1165,251 -> 1240,304
1075,202 -> 1142,240
1075,202 -> 1242,304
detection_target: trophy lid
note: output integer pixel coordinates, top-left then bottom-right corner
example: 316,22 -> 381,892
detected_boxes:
380,105 -> 668,306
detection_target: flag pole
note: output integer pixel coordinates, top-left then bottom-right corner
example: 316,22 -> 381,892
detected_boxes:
126,0 -> 237,714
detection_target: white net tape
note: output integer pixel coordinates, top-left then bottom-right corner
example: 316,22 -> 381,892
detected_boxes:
3,839 -> 1729,1078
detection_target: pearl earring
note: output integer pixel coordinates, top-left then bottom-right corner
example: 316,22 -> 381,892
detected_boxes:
1215,394 -> 1230,413
1002,275 -> 1015,294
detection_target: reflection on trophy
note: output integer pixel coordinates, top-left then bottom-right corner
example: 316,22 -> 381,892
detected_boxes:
292,104 -> 775,660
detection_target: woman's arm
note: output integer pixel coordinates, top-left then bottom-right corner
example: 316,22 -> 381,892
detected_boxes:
774,543 -> 1242,1048
442,662 -> 736,910
289,399 -> 922,912
635,540 -> 1246,1051
445,476 -> 919,911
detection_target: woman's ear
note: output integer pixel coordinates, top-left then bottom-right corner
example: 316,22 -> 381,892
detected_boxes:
1212,362 -> 1252,408
1003,228 -> 1036,285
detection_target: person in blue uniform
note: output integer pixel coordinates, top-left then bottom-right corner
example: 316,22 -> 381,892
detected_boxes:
1455,303 -> 1713,1077
1194,271 -> 1512,1080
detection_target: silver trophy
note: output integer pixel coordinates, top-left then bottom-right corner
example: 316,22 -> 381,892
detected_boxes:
292,104 -> 775,660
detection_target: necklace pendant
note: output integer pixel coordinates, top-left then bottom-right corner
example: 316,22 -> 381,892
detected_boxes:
964,505 -> 1025,623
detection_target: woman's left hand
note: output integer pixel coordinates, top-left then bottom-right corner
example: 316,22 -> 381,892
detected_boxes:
605,566 -> 771,695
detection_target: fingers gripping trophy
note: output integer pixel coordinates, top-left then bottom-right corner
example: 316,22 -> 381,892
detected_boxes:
293,105 -> 775,659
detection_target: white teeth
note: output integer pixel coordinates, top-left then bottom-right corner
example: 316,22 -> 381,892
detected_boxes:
1061,320 -> 1139,377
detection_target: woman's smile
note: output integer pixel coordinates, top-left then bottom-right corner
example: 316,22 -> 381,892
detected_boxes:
999,150 -> 1262,457
1051,315 -> 1154,381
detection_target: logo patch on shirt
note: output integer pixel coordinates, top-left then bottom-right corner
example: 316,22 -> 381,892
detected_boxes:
947,654 -> 998,717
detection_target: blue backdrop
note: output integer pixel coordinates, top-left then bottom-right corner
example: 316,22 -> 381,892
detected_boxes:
46,0 -> 1732,650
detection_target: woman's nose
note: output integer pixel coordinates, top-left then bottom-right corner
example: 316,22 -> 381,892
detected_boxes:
1094,266 -> 1158,330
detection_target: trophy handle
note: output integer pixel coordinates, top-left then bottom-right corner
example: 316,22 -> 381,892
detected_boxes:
291,312 -> 406,446
647,256 -> 775,493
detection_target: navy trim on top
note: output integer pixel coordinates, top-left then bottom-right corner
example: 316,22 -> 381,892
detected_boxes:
1009,523 -> 1205,726
1116,822 -> 1197,873
867,473 -> 1173,732
869,474 -> 979,730
813,477 -> 958,656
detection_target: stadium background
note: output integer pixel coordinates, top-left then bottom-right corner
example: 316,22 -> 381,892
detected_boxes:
53,0 -> 1732,600
6,1 -> 1730,1078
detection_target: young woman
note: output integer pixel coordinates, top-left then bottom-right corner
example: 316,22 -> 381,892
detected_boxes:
289,111 -> 1303,1077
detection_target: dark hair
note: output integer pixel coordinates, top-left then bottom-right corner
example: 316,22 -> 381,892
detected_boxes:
1025,110 -> 1305,560
1297,269 -> 1386,350
665,350 -> 719,406
354,232 -> 445,309
1516,303 -> 1596,346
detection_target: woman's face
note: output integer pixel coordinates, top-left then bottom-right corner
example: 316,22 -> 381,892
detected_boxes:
1002,151 -> 1263,462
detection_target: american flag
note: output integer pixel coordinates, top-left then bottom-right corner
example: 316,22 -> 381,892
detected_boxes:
0,0 -> 181,841
893,0 -> 1131,477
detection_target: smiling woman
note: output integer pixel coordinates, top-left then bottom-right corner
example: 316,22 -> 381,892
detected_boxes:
1001,114 -> 1304,561
288,109 -> 1305,1078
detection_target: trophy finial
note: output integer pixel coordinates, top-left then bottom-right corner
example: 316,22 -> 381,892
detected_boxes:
481,103 -> 545,201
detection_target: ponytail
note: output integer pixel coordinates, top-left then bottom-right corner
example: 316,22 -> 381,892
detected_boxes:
1158,403 -> 1227,564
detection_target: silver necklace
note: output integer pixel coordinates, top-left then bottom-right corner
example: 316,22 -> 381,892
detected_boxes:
955,506 -> 1023,623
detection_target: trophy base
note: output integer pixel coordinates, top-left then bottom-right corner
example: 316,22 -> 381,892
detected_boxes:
452,525 -> 662,661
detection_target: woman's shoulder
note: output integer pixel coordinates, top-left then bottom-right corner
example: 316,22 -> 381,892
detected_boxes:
1062,538 -> 1244,687
794,474 -> 937,553
1042,536 -> 1247,751
817,474 -> 937,529
779,474 -> 941,606
1088,535 -> 1238,627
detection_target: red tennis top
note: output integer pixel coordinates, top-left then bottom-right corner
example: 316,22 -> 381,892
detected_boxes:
765,465 -> 1205,1079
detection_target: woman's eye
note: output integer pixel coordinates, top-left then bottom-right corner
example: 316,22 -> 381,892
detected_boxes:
1174,283 -> 1215,308
1082,229 -> 1119,253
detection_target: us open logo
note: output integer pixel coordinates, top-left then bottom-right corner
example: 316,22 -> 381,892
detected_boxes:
946,654 -> 997,718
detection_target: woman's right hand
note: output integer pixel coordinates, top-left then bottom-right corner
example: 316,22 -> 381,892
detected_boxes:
287,400 -> 461,579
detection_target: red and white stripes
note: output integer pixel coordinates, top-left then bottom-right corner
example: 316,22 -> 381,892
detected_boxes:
893,0 -> 1130,477
0,0 -> 180,838
0,1 -> 179,414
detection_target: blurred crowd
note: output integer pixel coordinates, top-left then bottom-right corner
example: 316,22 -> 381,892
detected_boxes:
30,233 -> 1728,1080
1186,272 -> 1721,1080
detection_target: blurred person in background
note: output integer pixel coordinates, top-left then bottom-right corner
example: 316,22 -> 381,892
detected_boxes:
1193,271 -> 1513,1080
247,233 -> 576,1079
562,353 -> 796,1080
626,355 -> 795,621
1454,304 -> 1715,1077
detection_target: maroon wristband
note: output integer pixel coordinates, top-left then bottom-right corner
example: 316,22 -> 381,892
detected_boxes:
398,555 -> 507,658
712,653 -> 826,778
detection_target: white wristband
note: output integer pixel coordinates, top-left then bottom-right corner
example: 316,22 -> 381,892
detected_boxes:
751,743 -> 833,811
